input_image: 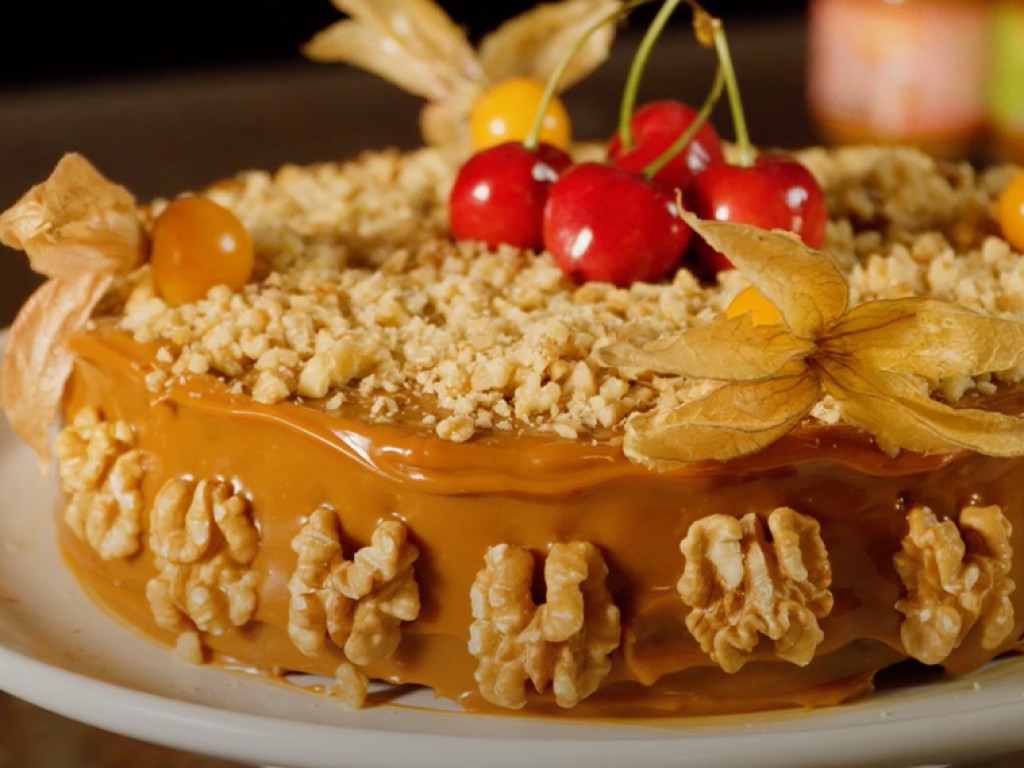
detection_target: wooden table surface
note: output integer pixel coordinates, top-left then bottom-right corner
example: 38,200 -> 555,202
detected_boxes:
1,12 -> 1022,768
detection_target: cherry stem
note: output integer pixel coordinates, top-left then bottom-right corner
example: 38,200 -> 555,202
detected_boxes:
643,65 -> 725,179
710,18 -> 754,166
617,0 -> 684,151
525,0 -> 653,151
616,0 -> 754,167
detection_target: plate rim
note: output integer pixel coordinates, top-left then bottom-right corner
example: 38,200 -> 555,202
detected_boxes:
2,325 -> 1024,768
3,629 -> 1024,768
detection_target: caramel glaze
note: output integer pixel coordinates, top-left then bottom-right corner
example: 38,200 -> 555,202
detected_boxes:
58,328 -> 1024,718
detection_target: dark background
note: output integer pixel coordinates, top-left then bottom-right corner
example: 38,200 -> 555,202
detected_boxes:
0,0 -> 815,329
0,1 -> 805,88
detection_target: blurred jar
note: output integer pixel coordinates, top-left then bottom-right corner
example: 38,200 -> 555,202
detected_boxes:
989,0 -> 1024,162
807,0 -> 989,159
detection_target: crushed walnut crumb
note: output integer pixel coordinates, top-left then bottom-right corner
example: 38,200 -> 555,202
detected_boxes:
102,145 -> 1023,444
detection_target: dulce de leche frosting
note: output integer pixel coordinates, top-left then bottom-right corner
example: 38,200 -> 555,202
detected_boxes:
57,326 -> 1024,717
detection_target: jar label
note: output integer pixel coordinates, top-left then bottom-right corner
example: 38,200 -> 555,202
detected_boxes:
808,0 -> 988,139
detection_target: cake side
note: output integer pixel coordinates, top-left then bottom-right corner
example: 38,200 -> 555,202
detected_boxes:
3,0 -> 1024,717
57,321 -> 1024,716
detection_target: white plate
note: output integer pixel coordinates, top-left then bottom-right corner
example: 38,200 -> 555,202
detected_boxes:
2,391 -> 1024,768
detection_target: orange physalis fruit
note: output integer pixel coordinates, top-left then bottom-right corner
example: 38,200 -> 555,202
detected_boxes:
469,76 -> 572,151
998,171 -> 1024,252
725,285 -> 783,326
150,196 -> 255,306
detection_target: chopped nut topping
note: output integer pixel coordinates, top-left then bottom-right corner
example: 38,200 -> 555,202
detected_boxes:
117,149 -> 738,443
103,145 -> 1024,449
895,504 -> 1015,664
795,146 -> 998,254
332,660 -> 369,710
288,506 -> 420,708
677,507 -> 834,673
146,478 -> 260,645
174,630 -> 205,664
54,408 -> 145,560
468,541 -> 621,709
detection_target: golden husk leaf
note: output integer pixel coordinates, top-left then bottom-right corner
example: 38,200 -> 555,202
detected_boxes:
0,152 -> 143,467
604,215 -> 1024,468
823,297 -> 1024,380
818,357 -> 1024,458
477,0 -> 619,90
304,0 -> 482,101
1,275 -> 111,468
304,0 -> 618,153
679,211 -> 848,338
624,365 -> 821,470
0,152 -> 144,278
597,312 -> 815,381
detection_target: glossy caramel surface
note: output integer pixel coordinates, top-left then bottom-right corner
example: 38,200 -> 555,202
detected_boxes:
59,328 -> 1024,717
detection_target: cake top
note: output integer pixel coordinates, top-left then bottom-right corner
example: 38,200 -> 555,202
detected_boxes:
2,0 -> 1024,470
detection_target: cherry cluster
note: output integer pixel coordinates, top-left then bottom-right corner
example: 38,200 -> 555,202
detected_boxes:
448,0 -> 828,288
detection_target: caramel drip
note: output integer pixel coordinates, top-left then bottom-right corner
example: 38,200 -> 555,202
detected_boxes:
58,328 -> 1024,717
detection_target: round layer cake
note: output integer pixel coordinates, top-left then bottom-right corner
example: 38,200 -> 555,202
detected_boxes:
0,142 -> 1019,716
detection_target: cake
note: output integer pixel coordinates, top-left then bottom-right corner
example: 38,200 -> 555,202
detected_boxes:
2,0 -> 1024,718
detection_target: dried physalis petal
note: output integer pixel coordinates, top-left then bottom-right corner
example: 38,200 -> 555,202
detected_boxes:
6,275 -> 113,464
304,0 -> 480,101
598,214 -> 1024,468
0,153 -> 145,466
679,211 -> 848,338
0,153 -> 143,279
678,508 -> 833,673
894,505 -> 1015,665
598,313 -> 814,382
468,541 -> 620,709
819,357 -> 1024,458
623,364 -> 821,470
304,0 -> 482,152
478,0 -> 619,91
304,0 -> 617,153
824,297 -> 1024,381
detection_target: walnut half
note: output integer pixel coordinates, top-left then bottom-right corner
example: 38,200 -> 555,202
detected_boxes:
468,541 -> 621,710
55,408 -> 145,560
145,478 -> 261,652
895,504 -> 1015,665
678,507 -> 834,673
288,506 -> 420,708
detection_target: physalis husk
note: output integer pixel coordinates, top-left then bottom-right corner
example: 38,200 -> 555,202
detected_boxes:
599,213 -> 1024,469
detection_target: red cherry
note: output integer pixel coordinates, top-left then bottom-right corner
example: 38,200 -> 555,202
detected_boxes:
449,142 -> 573,251
543,162 -> 692,286
684,153 -> 828,275
608,100 -> 725,190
